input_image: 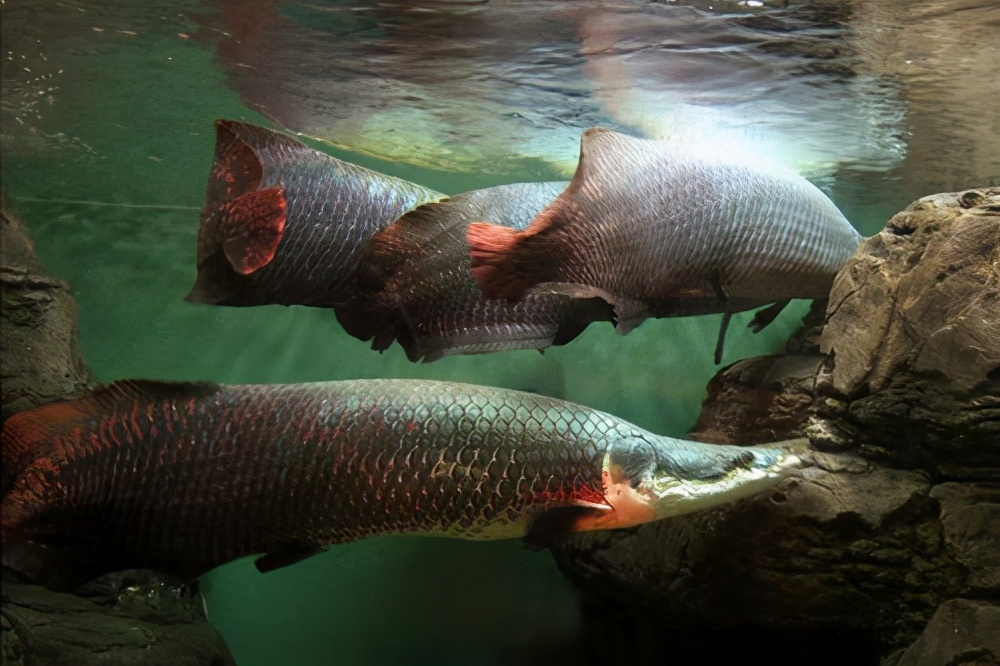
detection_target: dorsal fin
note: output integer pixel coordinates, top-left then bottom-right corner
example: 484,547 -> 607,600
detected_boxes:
564,128 -> 644,197
365,196 -> 457,276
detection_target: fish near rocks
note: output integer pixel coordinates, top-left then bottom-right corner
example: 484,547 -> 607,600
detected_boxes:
467,128 -> 862,362
186,119 -> 442,307
1,379 -> 802,586
337,182 -> 615,362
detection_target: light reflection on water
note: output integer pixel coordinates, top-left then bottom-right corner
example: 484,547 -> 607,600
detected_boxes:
1,1 -> 998,665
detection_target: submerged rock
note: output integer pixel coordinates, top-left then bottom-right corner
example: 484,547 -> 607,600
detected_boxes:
550,187 -> 1000,664
0,203 -> 92,420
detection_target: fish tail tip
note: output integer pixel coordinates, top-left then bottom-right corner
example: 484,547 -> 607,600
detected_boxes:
467,223 -> 531,300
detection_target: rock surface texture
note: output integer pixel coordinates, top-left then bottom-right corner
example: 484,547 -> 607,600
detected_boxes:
0,203 -> 235,666
550,188 -> 1000,665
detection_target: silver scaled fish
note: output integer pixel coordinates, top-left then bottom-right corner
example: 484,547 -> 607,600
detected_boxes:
338,182 -> 614,362
467,128 -> 862,362
2,379 -> 802,586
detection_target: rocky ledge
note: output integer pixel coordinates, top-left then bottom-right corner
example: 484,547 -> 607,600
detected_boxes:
550,187 -> 1000,665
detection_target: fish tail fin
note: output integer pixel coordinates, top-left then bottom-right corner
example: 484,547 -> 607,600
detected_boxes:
467,223 -> 542,301
188,120 -> 296,303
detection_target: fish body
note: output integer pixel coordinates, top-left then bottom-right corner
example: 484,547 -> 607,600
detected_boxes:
468,129 -> 862,334
2,380 -> 800,584
187,120 -> 442,307
338,182 -> 614,362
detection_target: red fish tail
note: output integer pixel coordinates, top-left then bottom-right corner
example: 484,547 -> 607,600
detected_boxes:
467,223 -> 544,301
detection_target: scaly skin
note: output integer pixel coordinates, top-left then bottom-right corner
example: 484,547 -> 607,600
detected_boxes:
2,379 -> 799,583
187,120 -> 442,307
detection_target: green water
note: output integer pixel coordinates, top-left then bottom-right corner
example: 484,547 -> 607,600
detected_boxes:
3,0 -> 994,664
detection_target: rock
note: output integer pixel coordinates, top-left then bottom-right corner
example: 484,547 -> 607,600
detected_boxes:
1,201 -> 234,666
817,187 -> 1000,476
1,203 -> 93,420
1,571 -> 235,666
887,599 -> 1000,666
549,188 -> 1000,664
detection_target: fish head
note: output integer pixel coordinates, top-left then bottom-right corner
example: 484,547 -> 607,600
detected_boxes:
590,433 -> 803,529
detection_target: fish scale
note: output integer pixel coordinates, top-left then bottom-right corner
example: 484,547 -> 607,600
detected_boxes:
3,379 -> 801,585
188,120 -> 441,307
468,128 -> 862,340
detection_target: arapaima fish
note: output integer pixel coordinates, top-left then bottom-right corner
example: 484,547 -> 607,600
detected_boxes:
468,128 -> 862,362
1,380 -> 801,585
187,121 -> 614,361
186,119 -> 442,307
338,182 -> 615,362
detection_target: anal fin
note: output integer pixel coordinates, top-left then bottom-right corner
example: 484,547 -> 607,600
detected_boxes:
714,312 -> 733,365
748,299 -> 791,333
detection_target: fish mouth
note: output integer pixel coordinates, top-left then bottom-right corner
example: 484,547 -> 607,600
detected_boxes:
646,444 -> 802,519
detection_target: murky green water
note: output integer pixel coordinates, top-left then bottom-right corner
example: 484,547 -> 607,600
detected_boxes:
2,0 -> 998,664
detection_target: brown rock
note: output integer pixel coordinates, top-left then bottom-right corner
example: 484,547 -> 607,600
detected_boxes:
1,203 -> 93,419
888,599 -> 1000,666
821,189 -> 1000,396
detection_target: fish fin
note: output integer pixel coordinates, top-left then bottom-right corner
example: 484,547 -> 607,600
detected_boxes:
714,312 -> 734,365
710,269 -> 730,306
254,546 -> 323,573
748,300 -> 790,333
551,297 -> 616,346
466,223 -> 529,300
524,505 -> 610,550
217,187 -> 287,275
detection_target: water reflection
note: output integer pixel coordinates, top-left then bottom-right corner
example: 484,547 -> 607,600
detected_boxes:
196,0 -> 907,180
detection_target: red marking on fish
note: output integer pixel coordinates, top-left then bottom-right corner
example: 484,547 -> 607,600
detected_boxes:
466,222 -> 529,300
218,187 -> 288,275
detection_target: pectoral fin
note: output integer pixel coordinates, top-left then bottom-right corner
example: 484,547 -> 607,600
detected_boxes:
218,187 -> 287,275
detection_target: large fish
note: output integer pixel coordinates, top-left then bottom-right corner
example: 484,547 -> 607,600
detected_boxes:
467,128 -> 863,362
2,380 -> 801,585
188,121 -> 610,361
337,182 -> 615,362
186,119 -> 442,306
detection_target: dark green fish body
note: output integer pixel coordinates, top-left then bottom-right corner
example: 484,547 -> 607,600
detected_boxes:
187,120 -> 442,306
2,380 -> 800,584
338,182 -> 614,361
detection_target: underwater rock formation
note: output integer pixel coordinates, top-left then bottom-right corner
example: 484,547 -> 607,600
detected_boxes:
0,204 -> 234,666
549,187 -> 1000,665
0,204 -> 91,420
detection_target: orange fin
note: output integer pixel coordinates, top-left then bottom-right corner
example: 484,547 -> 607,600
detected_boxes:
466,222 -> 535,300
218,187 -> 287,275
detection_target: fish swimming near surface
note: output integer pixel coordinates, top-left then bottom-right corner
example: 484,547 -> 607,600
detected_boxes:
186,119 -> 442,307
1,379 -> 802,586
188,121 -> 611,361
467,128 -> 863,362
337,182 -> 615,362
